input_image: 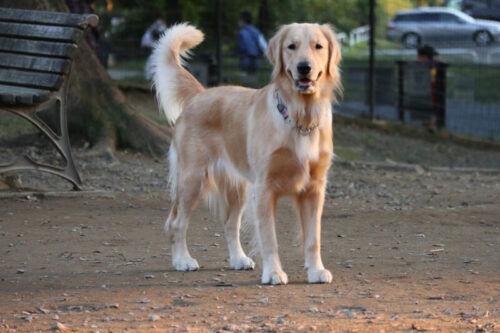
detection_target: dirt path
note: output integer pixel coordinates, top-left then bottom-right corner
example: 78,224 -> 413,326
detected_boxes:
1,151 -> 499,332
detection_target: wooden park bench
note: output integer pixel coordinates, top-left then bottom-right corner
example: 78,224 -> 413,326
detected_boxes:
0,7 -> 99,190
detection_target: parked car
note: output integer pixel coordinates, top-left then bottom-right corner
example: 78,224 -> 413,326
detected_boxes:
386,7 -> 500,48
445,0 -> 500,22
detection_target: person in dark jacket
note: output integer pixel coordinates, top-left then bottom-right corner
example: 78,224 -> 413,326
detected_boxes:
237,11 -> 267,74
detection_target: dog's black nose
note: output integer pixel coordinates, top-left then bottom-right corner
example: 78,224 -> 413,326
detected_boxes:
297,62 -> 311,75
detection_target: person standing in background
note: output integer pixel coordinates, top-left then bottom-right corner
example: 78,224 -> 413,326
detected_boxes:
417,45 -> 445,131
237,11 -> 267,74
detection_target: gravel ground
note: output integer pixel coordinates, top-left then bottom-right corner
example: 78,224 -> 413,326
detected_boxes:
0,91 -> 499,332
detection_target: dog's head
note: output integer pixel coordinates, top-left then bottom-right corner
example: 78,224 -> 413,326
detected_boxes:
267,23 -> 341,96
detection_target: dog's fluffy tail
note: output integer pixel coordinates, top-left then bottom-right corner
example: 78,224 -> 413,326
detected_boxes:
152,23 -> 205,125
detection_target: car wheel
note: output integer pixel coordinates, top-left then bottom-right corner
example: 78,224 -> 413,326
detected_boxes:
474,31 -> 493,47
403,33 -> 420,49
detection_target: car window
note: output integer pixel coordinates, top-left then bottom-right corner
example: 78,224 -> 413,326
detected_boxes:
440,13 -> 461,22
394,14 -> 419,22
419,13 -> 441,22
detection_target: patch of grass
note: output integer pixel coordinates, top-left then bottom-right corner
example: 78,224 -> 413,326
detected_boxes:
0,113 -> 37,141
334,146 -> 364,162
342,39 -> 402,59
335,114 -> 500,151
447,66 -> 500,103
111,58 -> 147,71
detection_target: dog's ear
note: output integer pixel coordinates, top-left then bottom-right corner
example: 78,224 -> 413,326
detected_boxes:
319,24 -> 341,80
267,25 -> 289,79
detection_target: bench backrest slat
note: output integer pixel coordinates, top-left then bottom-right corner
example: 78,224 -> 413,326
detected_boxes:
0,8 -> 93,28
0,85 -> 51,105
0,7 -> 98,105
0,52 -> 71,74
0,22 -> 83,43
0,69 -> 63,90
0,37 -> 77,58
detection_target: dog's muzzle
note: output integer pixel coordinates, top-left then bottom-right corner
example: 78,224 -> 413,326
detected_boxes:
293,62 -> 322,93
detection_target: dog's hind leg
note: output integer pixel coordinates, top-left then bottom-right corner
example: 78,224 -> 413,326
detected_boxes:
167,171 -> 206,271
215,175 -> 255,270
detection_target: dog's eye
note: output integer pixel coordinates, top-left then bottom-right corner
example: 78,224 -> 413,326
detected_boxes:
287,44 -> 296,50
315,44 -> 323,50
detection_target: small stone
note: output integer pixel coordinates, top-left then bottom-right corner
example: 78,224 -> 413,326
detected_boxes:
308,307 -> 319,313
109,303 -> 119,309
38,307 -> 50,314
144,274 -> 154,279
411,323 -> 422,330
52,322 -> 67,330
415,234 -> 425,238
347,311 -> 355,319
414,165 -> 425,175
150,314 -> 160,322
16,269 -> 25,274
22,315 -> 33,322
259,297 -> 268,304
213,233 -> 221,237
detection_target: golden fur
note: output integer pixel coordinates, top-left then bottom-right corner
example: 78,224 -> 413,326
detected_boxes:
152,23 -> 341,284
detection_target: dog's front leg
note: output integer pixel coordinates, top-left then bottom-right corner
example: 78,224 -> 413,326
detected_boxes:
253,186 -> 288,285
296,186 -> 332,284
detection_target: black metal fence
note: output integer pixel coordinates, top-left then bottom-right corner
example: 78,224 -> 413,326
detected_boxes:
338,56 -> 500,141
335,2 -> 500,141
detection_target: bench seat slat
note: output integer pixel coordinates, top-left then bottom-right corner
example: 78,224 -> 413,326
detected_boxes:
0,8 -> 93,28
0,22 -> 83,43
0,85 -> 51,105
0,68 -> 63,90
0,37 -> 77,58
0,52 -> 71,73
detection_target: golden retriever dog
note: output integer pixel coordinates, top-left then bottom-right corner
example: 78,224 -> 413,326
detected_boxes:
152,22 -> 341,285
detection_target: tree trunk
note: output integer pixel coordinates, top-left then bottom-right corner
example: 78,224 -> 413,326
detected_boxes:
0,0 -> 172,156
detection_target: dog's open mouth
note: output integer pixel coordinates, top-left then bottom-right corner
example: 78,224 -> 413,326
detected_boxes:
293,72 -> 322,92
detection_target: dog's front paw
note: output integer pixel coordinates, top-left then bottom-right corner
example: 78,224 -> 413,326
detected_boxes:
307,268 -> 332,284
261,269 -> 288,285
230,256 -> 255,270
173,257 -> 199,271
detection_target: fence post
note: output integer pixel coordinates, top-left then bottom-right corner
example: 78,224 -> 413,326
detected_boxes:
215,0 -> 222,85
368,0 -> 375,120
397,61 -> 405,123
435,62 -> 447,128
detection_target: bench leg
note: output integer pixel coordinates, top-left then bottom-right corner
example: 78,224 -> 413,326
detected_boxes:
0,96 -> 83,191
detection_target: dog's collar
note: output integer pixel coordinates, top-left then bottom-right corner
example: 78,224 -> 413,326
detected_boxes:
275,89 -> 319,136
275,89 -> 290,121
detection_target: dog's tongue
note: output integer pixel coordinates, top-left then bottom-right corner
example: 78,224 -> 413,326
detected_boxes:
299,79 -> 312,86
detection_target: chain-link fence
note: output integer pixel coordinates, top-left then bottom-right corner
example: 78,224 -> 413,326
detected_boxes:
337,4 -> 500,141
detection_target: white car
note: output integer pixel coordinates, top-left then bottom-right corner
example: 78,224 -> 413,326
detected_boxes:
387,7 -> 500,48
